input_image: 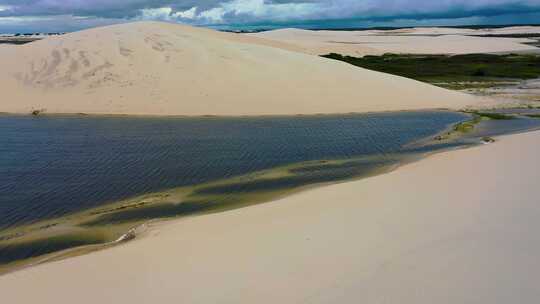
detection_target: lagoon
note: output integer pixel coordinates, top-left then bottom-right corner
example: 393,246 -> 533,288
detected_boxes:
4,110 -> 539,271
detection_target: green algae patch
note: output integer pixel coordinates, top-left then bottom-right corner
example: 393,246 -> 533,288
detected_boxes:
471,111 -> 515,120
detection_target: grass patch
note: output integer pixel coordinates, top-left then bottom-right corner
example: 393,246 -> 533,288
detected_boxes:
453,115 -> 482,133
447,111 -> 513,136
321,53 -> 540,89
470,111 -> 515,120
453,120 -> 476,133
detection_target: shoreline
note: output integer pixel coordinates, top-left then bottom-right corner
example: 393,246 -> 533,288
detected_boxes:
3,110 -> 540,274
0,153 -> 424,275
0,110 -> 475,274
0,107 -> 466,119
4,110 -> 540,275
1,127 -> 539,303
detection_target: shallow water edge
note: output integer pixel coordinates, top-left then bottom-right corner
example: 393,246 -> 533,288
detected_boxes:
2,110 -> 540,274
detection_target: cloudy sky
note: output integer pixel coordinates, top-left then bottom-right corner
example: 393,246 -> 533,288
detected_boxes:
1,0 -> 540,32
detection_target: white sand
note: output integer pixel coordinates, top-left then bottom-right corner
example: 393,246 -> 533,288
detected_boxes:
0,21 -> 481,116
250,26 -> 540,56
368,26 -> 540,36
2,130 -> 539,303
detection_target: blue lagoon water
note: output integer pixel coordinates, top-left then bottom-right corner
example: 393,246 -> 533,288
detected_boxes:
0,111 -> 468,230
11,111 -> 536,269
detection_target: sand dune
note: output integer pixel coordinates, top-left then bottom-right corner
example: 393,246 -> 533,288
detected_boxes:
250,27 -> 540,56
1,130 -> 539,303
367,26 -> 540,36
0,21 -> 480,116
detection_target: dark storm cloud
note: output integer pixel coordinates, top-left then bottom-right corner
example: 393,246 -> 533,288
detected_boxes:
0,0 -> 539,31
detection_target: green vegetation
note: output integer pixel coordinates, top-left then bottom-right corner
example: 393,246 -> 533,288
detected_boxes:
469,111 -> 515,120
451,111 -> 513,134
440,110 -> 514,139
453,119 -> 479,133
322,53 -> 540,89
525,114 -> 540,118
524,40 -> 540,48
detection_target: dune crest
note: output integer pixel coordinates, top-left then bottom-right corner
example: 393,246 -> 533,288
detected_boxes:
250,27 -> 540,56
0,22 -> 480,116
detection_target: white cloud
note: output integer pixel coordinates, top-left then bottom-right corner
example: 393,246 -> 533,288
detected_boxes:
138,0 -> 529,25
0,16 -> 57,24
139,7 -> 174,21
173,7 -> 198,19
198,6 -> 225,22
206,0 -> 318,22
0,14 -> 126,33
3,0 -> 540,28
141,0 -> 319,24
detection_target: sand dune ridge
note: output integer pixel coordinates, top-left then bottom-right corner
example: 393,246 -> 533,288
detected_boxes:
0,21 -> 480,116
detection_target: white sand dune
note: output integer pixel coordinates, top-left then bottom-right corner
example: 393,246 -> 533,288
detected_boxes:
368,25 -> 540,36
0,21 -> 480,116
250,26 -> 540,56
1,130 -> 539,303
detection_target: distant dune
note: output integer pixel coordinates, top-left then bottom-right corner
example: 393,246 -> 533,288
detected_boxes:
250,26 -> 540,56
0,22 -> 480,116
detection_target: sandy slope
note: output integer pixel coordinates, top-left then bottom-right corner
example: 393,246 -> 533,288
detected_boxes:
250,27 -> 540,56
0,21 -> 480,116
2,130 -> 539,303
368,26 -> 540,36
